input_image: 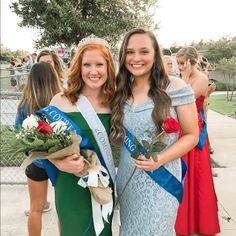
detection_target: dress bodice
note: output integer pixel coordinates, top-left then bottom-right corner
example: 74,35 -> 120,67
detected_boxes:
64,112 -> 111,155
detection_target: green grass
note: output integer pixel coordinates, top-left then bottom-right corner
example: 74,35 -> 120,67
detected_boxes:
209,94 -> 236,119
1,126 -> 25,167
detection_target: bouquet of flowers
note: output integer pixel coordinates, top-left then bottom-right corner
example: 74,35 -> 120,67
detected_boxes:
6,114 -> 112,205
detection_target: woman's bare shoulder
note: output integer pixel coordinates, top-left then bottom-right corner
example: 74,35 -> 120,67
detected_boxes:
168,76 -> 187,90
50,92 -> 65,105
193,71 -> 208,86
50,92 -> 75,111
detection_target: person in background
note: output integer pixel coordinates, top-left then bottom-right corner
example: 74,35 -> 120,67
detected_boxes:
31,52 -> 38,64
162,48 -> 180,77
15,62 -> 61,236
110,28 -> 198,236
23,49 -> 66,216
49,35 -> 116,236
175,46 -> 220,235
9,59 -> 17,75
37,49 -> 67,88
24,55 -> 34,71
200,56 -> 216,157
163,54 -> 175,76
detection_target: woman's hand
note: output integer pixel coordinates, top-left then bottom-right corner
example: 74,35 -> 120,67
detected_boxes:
181,59 -> 192,83
134,155 -> 161,172
51,154 -> 85,174
207,82 -> 216,96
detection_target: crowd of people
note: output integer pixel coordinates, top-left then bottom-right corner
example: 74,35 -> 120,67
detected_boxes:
9,53 -> 37,73
14,28 -> 220,236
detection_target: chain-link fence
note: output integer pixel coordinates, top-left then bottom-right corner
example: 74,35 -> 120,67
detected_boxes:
1,68 -> 29,184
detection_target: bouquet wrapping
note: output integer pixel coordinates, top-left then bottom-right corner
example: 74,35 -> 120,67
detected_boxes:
7,115 -> 112,205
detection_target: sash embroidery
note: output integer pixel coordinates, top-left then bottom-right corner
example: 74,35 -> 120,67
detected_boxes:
124,127 -> 186,204
76,95 -> 116,185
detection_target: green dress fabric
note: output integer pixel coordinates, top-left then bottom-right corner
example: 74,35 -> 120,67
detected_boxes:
55,112 -> 113,236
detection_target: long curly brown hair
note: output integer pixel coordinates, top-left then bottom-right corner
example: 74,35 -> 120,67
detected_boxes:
64,44 -> 115,106
110,28 -> 171,146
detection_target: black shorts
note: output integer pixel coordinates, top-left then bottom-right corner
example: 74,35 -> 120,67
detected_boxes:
25,163 -> 49,181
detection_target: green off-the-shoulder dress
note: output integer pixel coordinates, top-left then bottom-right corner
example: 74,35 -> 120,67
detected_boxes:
55,112 -> 113,236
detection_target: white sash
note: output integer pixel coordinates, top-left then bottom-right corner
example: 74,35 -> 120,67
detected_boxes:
76,95 -> 116,236
76,95 -> 116,183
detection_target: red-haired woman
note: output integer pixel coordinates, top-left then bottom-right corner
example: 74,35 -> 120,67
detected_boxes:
49,36 -> 116,236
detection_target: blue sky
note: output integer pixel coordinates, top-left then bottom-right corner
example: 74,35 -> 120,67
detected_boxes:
1,0 -> 236,52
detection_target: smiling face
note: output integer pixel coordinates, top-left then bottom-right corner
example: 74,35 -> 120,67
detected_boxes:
125,33 -> 155,80
81,49 -> 108,93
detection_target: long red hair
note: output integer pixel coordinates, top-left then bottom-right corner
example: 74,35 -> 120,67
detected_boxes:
64,44 -> 115,107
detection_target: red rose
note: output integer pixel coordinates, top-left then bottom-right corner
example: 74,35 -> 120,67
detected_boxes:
162,118 -> 179,133
36,121 -> 53,134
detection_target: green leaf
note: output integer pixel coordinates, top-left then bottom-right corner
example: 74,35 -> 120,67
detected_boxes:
133,135 -> 140,147
141,140 -> 150,150
145,150 -> 152,159
130,149 -> 140,159
152,152 -> 159,162
150,141 -> 167,153
22,137 -> 44,147
48,144 -> 63,153
44,138 -> 61,148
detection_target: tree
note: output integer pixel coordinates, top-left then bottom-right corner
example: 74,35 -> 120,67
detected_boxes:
191,36 -> 236,63
216,57 -> 236,101
10,0 -> 158,48
0,44 -> 28,62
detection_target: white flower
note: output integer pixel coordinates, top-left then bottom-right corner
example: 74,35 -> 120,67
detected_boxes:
51,121 -> 67,134
22,115 -> 38,130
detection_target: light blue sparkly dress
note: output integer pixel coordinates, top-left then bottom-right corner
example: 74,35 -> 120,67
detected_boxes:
116,84 -> 195,236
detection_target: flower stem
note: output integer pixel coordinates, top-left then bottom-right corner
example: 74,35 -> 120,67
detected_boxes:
150,130 -> 165,144
115,166 -> 137,208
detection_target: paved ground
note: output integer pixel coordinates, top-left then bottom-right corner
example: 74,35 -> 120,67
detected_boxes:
1,109 -> 236,235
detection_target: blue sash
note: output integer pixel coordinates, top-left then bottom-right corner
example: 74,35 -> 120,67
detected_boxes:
35,105 -> 108,186
124,127 -> 186,203
196,107 -> 207,150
